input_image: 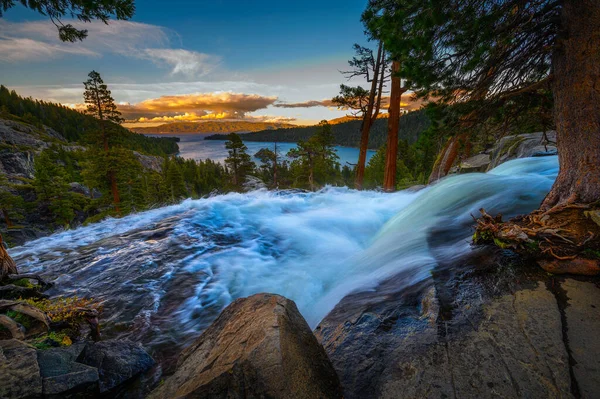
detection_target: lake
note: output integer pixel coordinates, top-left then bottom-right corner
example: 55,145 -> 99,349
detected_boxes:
148,134 -> 376,166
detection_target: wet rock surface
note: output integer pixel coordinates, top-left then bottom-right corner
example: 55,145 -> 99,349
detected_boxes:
37,344 -> 99,396
150,293 -> 343,399
316,249 -> 599,399
76,340 -> 156,393
487,131 -> 557,170
450,152 -> 491,174
562,279 -> 600,398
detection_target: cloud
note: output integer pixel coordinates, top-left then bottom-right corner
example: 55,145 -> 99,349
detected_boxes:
116,92 -> 279,122
0,37 -> 98,61
0,20 -> 217,77
274,99 -> 335,108
142,49 -> 221,77
132,112 -> 296,124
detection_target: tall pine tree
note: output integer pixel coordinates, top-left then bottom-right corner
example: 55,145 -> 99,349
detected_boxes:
83,70 -> 123,214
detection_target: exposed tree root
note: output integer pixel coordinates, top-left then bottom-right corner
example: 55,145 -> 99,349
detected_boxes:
0,234 -> 17,281
473,205 -> 600,275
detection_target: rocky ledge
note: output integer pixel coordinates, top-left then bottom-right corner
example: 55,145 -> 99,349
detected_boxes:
432,131 -> 558,181
315,249 -> 600,399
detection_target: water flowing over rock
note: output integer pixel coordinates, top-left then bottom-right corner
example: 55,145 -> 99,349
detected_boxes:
150,293 -> 343,399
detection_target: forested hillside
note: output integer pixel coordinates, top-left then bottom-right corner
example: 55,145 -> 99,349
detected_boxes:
0,85 -> 178,156
205,110 -> 430,149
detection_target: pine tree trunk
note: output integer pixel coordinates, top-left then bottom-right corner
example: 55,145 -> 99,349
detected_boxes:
309,157 -> 315,191
1,209 -> 13,228
355,42 -> 384,190
383,61 -> 404,192
273,142 -> 278,187
100,119 -> 121,214
542,0 -> 600,209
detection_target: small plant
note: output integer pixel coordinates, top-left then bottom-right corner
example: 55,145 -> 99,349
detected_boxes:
22,296 -> 102,326
5,309 -> 34,329
32,331 -> 73,350
582,248 -> 600,260
11,278 -> 35,288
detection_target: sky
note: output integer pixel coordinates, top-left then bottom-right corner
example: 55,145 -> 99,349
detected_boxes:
0,0 -> 391,126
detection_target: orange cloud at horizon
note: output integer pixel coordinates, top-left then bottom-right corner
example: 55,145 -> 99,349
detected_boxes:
109,92 -> 281,123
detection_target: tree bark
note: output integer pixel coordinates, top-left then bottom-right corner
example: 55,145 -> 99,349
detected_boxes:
355,42 -> 384,190
383,61 -> 405,192
542,0 -> 600,209
273,141 -> 278,187
371,46 -> 387,129
1,209 -> 13,228
100,118 -> 121,215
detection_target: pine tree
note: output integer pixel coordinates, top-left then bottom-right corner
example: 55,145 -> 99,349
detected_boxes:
255,145 -> 280,188
165,158 -> 188,202
0,172 -> 24,228
115,148 -> 148,213
288,121 -> 340,190
33,151 -> 84,227
334,42 -> 388,189
83,70 -> 123,214
224,133 -> 254,188
0,0 -> 135,42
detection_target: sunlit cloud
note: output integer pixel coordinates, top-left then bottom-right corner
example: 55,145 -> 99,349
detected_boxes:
112,92 -> 279,123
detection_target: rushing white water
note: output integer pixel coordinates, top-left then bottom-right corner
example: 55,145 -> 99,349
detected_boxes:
10,156 -> 558,355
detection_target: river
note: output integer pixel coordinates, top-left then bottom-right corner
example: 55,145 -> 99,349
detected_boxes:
10,156 -> 558,362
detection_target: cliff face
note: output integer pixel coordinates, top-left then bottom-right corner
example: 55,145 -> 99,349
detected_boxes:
0,118 -> 65,181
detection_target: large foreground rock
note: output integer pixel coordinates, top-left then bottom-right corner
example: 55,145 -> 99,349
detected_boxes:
150,293 -> 343,399
0,339 -> 42,398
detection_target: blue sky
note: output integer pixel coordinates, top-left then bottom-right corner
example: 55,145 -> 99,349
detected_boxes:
0,0 -> 375,125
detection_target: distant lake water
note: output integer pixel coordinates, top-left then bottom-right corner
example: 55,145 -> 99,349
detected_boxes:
148,134 -> 376,166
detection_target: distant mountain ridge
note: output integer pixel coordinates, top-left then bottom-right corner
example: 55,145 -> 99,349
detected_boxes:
130,121 -> 296,134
